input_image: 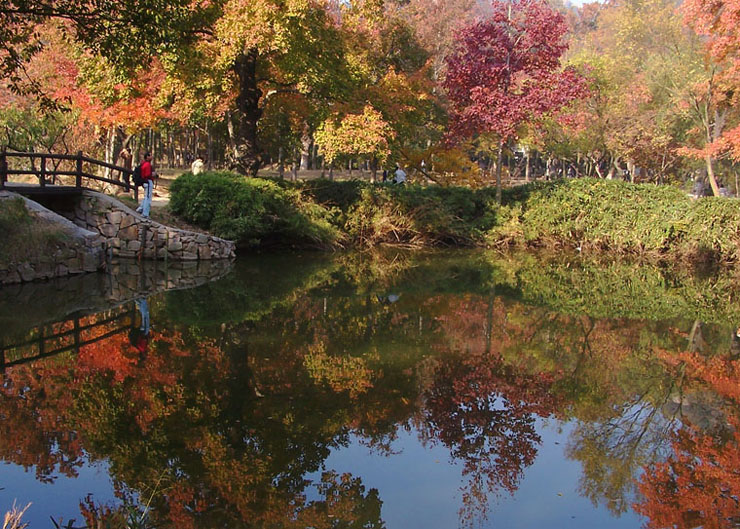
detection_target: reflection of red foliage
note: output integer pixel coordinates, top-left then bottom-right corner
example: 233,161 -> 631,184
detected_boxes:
636,419 -> 740,529
659,350 -> 740,404
420,295 -> 562,523
636,352 -> 740,528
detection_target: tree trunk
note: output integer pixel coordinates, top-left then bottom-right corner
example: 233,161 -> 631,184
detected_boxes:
495,141 -> 503,204
300,122 -> 313,170
370,157 -> 377,183
525,149 -> 530,182
228,50 -> 262,176
206,121 -> 213,170
292,147 -> 299,181
705,154 -> 721,196
278,145 -> 285,179
104,128 -> 116,180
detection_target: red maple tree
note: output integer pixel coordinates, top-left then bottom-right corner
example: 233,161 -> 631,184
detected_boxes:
443,0 -> 587,201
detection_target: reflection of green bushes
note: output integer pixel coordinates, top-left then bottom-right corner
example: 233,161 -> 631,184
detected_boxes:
166,247 -> 740,330
490,252 -> 740,326
164,253 -> 339,325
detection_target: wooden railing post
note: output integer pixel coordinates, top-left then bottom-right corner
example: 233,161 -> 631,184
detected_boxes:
40,155 -> 46,188
76,151 -> 83,187
74,318 -> 80,354
0,147 -> 6,189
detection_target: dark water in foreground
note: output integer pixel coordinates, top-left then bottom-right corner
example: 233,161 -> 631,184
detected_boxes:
2,250 -> 740,528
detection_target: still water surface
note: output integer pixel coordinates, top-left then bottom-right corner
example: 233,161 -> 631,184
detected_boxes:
1,250 -> 739,528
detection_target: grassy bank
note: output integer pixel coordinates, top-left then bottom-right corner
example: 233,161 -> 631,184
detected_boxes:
0,197 -> 67,265
169,172 -> 740,263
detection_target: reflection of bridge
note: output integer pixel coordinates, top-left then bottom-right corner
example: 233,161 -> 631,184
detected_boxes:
0,305 -> 135,370
0,259 -> 234,369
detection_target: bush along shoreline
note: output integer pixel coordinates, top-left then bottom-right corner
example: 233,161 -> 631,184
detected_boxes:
169,172 -> 740,264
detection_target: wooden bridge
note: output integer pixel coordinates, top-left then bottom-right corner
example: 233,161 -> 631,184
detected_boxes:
0,148 -> 139,199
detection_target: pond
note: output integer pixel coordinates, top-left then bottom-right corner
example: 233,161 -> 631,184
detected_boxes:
1,250 -> 739,528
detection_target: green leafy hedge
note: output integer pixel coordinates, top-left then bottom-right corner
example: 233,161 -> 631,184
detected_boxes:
169,173 -> 740,262
170,172 -> 500,248
169,172 -> 342,248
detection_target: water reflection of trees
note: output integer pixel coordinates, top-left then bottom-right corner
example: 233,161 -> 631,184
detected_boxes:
3,252 -> 740,527
634,352 -> 740,529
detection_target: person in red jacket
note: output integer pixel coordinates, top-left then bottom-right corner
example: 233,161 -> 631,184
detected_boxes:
135,151 -> 157,217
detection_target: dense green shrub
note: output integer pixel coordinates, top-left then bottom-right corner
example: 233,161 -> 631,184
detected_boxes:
682,197 -> 740,260
518,179 -> 693,252
168,173 -> 740,263
169,172 -> 342,248
285,179 -> 365,212
343,185 -> 497,246
170,173 -> 503,247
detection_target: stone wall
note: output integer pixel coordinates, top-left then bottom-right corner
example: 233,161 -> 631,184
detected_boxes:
63,190 -> 236,261
0,191 -> 106,285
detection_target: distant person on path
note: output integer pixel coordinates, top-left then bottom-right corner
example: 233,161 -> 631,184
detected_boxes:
394,164 -> 407,184
191,155 -> 205,175
135,151 -> 157,218
117,147 -> 133,188
691,179 -> 704,198
118,147 -> 132,172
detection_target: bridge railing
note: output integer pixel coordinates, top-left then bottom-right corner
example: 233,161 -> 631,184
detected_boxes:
0,148 -> 138,199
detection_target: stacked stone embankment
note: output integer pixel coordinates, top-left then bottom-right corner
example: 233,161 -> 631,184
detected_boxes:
0,191 -> 106,285
1,189 -> 235,285
65,191 -> 236,261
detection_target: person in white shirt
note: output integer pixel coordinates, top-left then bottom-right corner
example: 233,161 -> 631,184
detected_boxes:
394,164 -> 407,184
191,156 -> 205,175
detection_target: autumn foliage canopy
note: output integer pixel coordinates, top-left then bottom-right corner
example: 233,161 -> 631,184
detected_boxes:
443,0 -> 587,143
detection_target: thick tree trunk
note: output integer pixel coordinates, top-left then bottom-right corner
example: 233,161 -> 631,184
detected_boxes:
228,50 -> 263,176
